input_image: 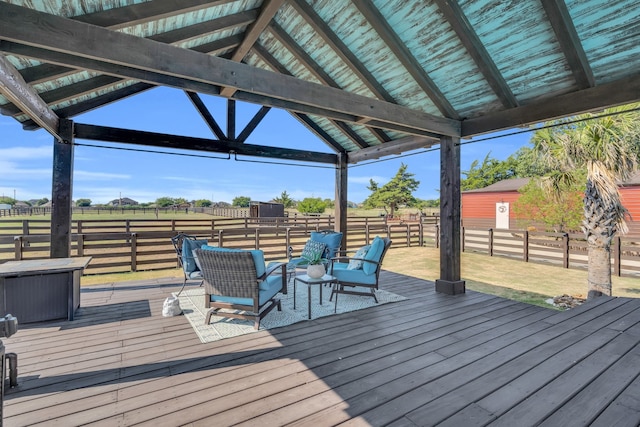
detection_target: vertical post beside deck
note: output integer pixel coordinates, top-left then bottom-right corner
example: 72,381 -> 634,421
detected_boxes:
50,119 -> 74,259
436,135 -> 465,295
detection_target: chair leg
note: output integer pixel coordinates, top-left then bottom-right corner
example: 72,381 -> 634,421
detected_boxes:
176,277 -> 188,296
204,308 -> 218,325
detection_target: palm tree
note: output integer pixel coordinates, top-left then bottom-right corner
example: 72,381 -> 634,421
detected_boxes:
532,106 -> 640,299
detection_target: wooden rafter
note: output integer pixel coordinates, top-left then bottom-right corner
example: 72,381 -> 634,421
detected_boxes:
289,0 -> 395,103
434,0 -> 518,109
73,0 -> 238,30
540,0 -> 595,89
0,54 -> 60,139
353,0 -> 460,119
0,2 -> 460,137
219,0 -> 286,97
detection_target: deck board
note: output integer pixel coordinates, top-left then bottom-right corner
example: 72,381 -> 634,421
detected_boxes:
2,270 -> 640,426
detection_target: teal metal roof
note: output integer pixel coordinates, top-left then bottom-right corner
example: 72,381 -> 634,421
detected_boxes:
0,0 -> 639,161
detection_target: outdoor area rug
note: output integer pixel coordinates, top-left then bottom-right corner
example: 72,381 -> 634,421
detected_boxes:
176,282 -> 406,343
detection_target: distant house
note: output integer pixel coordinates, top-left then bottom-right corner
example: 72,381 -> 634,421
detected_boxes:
462,174 -> 640,235
109,197 -> 138,207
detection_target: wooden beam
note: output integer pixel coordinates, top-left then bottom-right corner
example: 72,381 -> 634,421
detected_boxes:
0,2 -> 460,137
347,135 -> 437,164
435,135 -> 465,295
73,0 -> 238,30
185,91 -> 226,140
0,54 -> 60,139
540,0 -> 594,89
461,73 -> 640,137
237,106 -> 271,142
220,0 -> 286,97
434,0 -> 518,109
353,0 -> 460,118
50,119 -> 74,258
73,123 -> 338,164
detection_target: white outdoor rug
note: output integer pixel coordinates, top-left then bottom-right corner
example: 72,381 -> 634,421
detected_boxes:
177,282 -> 406,343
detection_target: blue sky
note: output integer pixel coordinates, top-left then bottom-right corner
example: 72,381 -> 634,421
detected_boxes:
0,86 -> 534,205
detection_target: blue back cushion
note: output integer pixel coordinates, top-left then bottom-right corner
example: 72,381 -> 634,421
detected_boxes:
310,231 -> 343,259
200,245 -> 266,278
182,239 -> 208,273
363,236 -> 385,275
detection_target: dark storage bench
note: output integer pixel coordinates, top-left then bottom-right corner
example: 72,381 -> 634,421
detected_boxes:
0,257 -> 92,323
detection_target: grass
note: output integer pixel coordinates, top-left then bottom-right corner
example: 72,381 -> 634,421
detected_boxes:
382,246 -> 640,308
80,245 -> 640,309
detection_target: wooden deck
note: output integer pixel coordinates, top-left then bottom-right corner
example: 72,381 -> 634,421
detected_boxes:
2,271 -> 640,426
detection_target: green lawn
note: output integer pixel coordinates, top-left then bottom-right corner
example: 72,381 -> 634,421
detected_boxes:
382,246 -> 640,308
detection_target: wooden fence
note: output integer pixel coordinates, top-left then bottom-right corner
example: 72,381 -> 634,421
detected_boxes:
462,228 -> 640,277
0,216 -> 437,274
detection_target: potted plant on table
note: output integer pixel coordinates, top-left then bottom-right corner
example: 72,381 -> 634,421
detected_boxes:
306,248 -> 327,279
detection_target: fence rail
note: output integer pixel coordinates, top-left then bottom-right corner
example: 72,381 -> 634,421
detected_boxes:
0,216 -> 435,274
462,228 -> 640,277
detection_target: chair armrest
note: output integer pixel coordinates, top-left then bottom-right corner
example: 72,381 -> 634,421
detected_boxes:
264,261 -> 286,278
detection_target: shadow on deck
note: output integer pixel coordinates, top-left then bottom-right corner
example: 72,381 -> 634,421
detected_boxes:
2,271 -> 639,426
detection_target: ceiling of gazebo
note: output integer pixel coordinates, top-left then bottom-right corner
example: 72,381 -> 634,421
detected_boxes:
1,0 -> 639,165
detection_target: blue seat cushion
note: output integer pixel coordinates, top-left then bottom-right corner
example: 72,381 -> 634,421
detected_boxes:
363,236 -> 385,275
310,231 -> 343,259
182,239 -> 208,274
331,262 -> 377,285
210,274 -> 281,307
200,245 -> 266,278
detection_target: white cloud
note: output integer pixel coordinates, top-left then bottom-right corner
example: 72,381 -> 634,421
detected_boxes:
349,175 -> 388,185
74,170 -> 131,180
0,145 -> 51,160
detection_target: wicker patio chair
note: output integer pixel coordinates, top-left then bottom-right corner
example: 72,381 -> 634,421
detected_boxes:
329,236 -> 392,307
194,248 -> 286,329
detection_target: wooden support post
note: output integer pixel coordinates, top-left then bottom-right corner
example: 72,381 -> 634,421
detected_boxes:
335,152 -> 348,250
435,135 -> 465,295
523,230 -> 529,262
50,119 -> 74,258
563,233 -> 569,268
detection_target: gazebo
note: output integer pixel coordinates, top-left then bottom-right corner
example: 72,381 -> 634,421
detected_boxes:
1,0 -> 639,298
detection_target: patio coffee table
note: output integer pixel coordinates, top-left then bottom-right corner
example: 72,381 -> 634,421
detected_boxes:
293,274 -> 337,319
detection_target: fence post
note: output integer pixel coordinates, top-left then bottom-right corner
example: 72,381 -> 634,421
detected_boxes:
22,220 -> 30,247
613,236 -> 621,276
406,224 -> 410,247
437,224 -> 441,249
77,234 -> 84,257
131,233 -> 137,272
488,228 -> 494,256
418,221 -> 424,247
563,233 -> 569,268
255,229 -> 260,249
523,230 -> 529,262
286,228 -> 291,259
218,229 -> 224,247
13,236 -> 23,260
